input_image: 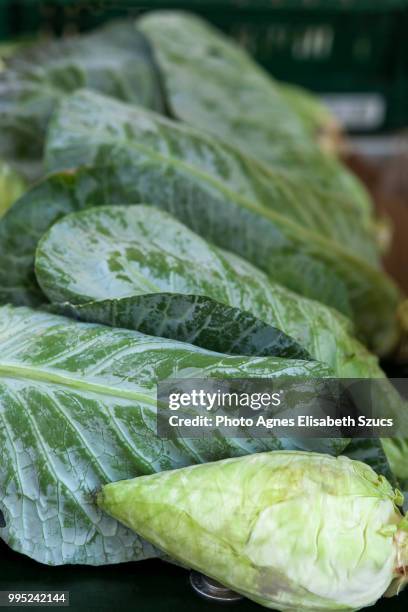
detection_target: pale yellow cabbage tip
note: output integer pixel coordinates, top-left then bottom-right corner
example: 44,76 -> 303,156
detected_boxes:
0,162 -> 25,217
98,451 -> 408,611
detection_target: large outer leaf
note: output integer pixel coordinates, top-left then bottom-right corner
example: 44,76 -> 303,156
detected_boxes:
138,11 -> 371,216
33,205 -> 403,484
0,21 -> 163,180
45,90 -> 378,267
43,91 -> 400,354
0,305 -> 334,565
277,81 -> 340,149
35,205 -> 382,379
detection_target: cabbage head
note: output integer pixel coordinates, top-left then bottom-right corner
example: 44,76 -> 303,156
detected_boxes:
99,451 -> 408,611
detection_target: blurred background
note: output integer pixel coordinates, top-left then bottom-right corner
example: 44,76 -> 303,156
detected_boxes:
1,0 -> 407,294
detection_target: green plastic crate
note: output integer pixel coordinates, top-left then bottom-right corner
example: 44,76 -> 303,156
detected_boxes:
0,1 -> 12,41
3,1 -> 408,132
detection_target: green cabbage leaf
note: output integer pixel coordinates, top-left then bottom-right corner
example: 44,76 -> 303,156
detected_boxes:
0,21 -> 163,180
0,305 -> 334,566
42,90 -> 400,354
138,11 -> 371,217
35,204 -> 381,379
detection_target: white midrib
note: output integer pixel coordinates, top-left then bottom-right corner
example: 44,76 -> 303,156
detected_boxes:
0,362 -> 157,406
